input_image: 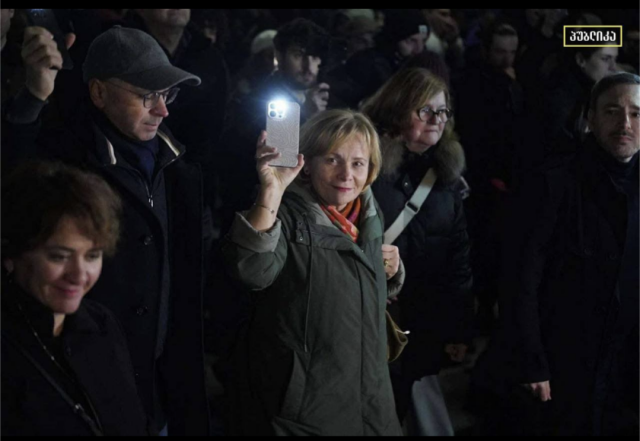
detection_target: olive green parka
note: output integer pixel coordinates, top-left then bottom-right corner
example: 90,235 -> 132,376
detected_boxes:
222,183 -> 404,436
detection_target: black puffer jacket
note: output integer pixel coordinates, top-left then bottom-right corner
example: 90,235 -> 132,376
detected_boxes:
372,136 -> 473,378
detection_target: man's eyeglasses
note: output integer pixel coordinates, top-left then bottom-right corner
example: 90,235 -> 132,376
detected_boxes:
107,81 -> 180,108
417,106 -> 452,124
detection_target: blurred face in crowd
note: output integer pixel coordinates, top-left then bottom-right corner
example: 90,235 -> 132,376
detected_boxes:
1,9 -> 14,48
277,45 -> 321,90
136,9 -> 191,29
578,47 -> 619,84
4,217 -> 103,325
347,32 -> 376,57
426,9 -> 458,41
397,32 -> 426,58
525,9 -> 566,35
403,90 -> 447,154
91,79 -> 171,141
255,47 -> 277,77
589,84 -> 640,163
307,135 -> 370,210
525,9 -> 544,28
201,21 -> 217,45
487,34 -> 518,71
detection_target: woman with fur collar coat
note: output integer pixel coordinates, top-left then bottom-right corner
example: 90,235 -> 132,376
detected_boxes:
363,68 -> 474,436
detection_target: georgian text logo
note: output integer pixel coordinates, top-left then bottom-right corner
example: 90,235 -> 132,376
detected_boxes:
563,26 -> 623,47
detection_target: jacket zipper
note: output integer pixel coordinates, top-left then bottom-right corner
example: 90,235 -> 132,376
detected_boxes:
107,132 -> 182,209
146,154 -> 182,207
119,150 -> 182,208
145,181 -> 154,207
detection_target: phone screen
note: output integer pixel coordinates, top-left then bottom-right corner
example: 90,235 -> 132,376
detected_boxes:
24,9 -> 74,70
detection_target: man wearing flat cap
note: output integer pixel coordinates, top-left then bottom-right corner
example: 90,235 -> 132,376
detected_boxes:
3,25 -> 214,435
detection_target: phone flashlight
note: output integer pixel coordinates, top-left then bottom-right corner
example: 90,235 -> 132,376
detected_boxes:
268,100 -> 288,119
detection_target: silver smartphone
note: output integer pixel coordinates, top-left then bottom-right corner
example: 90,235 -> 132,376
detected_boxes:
266,100 -> 300,168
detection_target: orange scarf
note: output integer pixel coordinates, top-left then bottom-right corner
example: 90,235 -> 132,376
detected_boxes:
320,197 -> 362,242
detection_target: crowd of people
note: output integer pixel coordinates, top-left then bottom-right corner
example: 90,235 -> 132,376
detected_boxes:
1,8 -> 638,437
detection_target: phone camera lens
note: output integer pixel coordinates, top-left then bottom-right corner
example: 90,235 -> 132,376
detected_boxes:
269,103 -> 276,110
269,110 -> 277,118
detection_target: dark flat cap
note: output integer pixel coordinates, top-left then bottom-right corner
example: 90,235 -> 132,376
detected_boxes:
83,26 -> 201,90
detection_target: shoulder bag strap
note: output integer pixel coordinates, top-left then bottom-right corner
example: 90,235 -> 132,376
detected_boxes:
383,168 -> 438,245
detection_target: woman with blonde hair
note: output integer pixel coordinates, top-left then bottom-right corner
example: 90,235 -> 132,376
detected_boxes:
363,68 -> 473,436
222,109 -> 404,436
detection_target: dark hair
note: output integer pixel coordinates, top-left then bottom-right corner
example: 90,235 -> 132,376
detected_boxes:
589,72 -> 640,111
480,17 -> 518,50
273,18 -> 329,58
362,68 -> 460,177
362,68 -> 453,139
2,161 -> 122,258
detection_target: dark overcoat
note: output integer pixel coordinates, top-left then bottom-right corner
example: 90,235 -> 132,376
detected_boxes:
2,110 -> 211,435
491,138 -> 639,435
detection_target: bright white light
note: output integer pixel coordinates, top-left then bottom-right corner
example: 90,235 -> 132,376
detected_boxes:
270,100 -> 288,113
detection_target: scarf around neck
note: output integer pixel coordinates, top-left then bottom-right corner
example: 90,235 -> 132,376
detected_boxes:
91,105 -> 160,185
320,197 -> 362,242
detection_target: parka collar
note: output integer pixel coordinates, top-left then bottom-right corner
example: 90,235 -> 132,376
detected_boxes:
90,120 -> 184,170
379,135 -> 466,184
287,182 -> 379,227
287,182 -> 383,241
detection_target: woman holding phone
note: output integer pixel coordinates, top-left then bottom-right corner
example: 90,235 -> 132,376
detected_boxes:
222,109 -> 404,436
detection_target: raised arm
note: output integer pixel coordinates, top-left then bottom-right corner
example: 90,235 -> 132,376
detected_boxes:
2,27 -> 75,170
221,131 -> 304,291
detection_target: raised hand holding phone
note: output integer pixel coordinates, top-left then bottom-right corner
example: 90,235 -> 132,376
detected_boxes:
24,9 -> 74,69
249,131 -> 304,232
22,25 -> 75,101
